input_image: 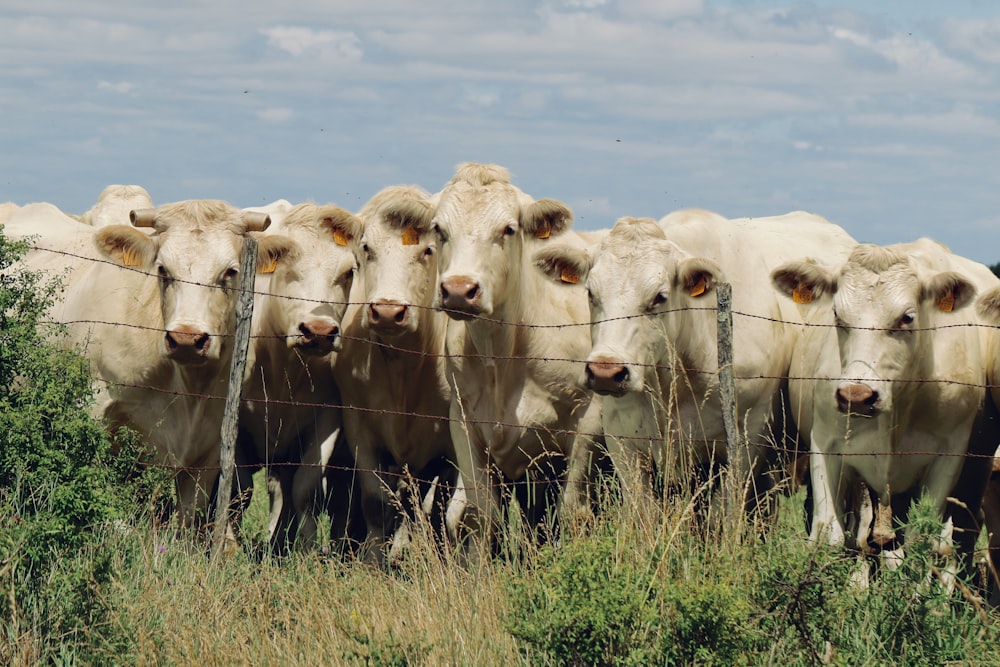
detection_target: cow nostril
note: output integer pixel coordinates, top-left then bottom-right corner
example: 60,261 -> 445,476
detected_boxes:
395,306 -> 408,323
194,333 -> 210,351
864,390 -> 879,407
612,367 -> 629,383
465,284 -> 479,300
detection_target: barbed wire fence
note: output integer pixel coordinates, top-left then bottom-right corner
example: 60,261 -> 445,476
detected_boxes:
15,240 -> 1000,548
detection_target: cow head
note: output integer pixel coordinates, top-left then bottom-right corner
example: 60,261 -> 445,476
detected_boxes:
356,185 -> 438,337
80,184 -> 154,228
535,216 -> 721,396
94,200 -> 270,364
773,243 -> 976,417
433,163 -> 573,320
256,203 -> 361,355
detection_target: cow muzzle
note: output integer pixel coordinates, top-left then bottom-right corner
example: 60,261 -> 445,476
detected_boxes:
585,358 -> 631,396
294,318 -> 341,354
836,382 -> 881,417
439,276 -> 482,320
368,301 -> 411,335
165,326 -> 212,363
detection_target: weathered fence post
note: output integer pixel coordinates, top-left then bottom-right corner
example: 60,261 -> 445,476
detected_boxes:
715,283 -> 742,524
213,235 -> 258,555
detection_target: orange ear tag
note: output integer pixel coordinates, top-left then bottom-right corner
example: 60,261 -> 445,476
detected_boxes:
401,226 -> 420,246
689,275 -> 707,297
122,247 -> 142,267
260,256 -> 278,274
937,290 -> 955,313
792,281 -> 813,304
559,266 -> 580,284
535,221 -> 551,239
333,228 -> 350,247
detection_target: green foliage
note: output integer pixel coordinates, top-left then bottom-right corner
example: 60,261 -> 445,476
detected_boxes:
505,529 -> 762,666
0,232 -> 167,662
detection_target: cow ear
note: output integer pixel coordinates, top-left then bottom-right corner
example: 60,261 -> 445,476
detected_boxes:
677,257 -> 722,298
95,225 -> 157,268
976,286 -> 1000,324
772,260 -> 837,304
256,235 -> 298,274
533,245 -> 592,286
521,198 -> 573,240
923,272 -> 976,313
319,206 -> 363,248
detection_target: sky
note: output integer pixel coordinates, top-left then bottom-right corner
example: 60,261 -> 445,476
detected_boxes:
2,1 -> 1000,263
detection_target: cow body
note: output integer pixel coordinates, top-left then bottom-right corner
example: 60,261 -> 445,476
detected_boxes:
432,163 -> 602,550
773,239 -> 999,572
333,185 -> 455,563
6,199 -> 271,529
239,203 -> 362,553
534,210 -> 857,519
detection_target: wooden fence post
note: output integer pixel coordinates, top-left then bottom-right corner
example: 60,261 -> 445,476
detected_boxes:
715,283 -> 742,522
213,235 -> 258,555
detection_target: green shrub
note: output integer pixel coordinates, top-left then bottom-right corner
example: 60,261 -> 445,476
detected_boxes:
0,232 -> 168,662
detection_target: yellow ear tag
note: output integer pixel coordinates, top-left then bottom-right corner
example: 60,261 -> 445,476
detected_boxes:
333,228 -> 350,247
559,266 -> 580,284
401,226 -> 420,246
260,256 -> 278,274
535,221 -> 551,239
792,281 -> 813,304
937,290 -> 955,313
689,275 -> 707,297
122,247 -> 142,267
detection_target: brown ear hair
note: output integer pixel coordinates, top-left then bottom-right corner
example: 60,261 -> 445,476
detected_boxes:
676,257 -> 722,298
255,234 -> 300,274
318,206 -> 363,247
533,245 -> 592,286
976,286 -> 1000,324
95,225 -> 157,268
521,198 -> 573,240
771,260 -> 838,304
923,272 -> 976,313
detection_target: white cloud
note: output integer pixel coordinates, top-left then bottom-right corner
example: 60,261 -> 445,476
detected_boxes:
256,107 -> 294,123
261,26 -> 362,61
97,80 -> 133,94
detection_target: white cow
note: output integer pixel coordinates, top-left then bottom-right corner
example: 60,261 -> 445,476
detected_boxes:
77,185 -> 154,227
6,199 -> 273,530
772,239 -> 999,574
333,184 -> 455,564
239,202 -> 363,553
432,162 -> 603,552
533,211 -> 857,522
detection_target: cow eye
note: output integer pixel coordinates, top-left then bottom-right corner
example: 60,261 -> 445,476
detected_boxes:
650,292 -> 668,309
432,223 -> 447,243
895,311 -> 916,331
503,224 -> 516,236
222,267 -> 239,283
423,245 -> 435,257
362,242 -> 372,258
157,265 -> 172,281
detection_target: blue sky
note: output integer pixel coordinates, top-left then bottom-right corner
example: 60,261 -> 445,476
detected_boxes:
2,1 -> 999,263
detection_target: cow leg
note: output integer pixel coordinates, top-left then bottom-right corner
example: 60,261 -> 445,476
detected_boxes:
602,395 -> 659,518
560,395 -> 603,532
353,443 -> 403,566
449,402 -> 500,564
808,429 -> 846,547
268,465 -> 299,556
982,473 -> 1000,606
291,418 -> 341,552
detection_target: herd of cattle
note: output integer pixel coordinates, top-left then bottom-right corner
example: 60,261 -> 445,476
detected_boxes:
2,162 -> 1000,594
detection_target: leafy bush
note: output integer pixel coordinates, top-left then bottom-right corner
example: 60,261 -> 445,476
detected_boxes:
505,526 -> 762,666
0,232 -> 169,662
